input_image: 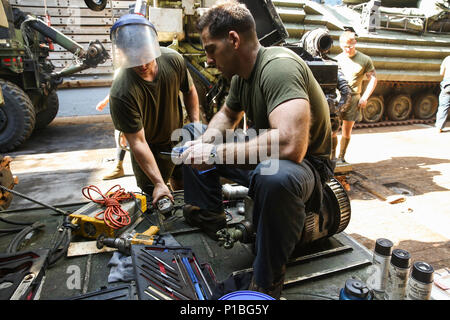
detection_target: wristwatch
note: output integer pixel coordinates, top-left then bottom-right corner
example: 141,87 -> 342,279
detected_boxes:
210,145 -> 218,161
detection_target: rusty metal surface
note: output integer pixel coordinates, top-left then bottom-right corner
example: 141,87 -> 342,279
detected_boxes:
0,156 -> 18,210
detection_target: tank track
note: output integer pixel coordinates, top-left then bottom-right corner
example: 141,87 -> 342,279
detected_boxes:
354,118 -> 435,129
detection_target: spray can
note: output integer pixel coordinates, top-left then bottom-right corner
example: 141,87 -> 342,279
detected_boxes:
366,238 -> 393,299
133,0 -> 148,16
384,249 -> 411,300
339,279 -> 373,300
406,261 -> 434,300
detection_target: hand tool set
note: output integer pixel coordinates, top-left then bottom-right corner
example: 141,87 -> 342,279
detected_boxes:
0,249 -> 49,300
131,245 -> 216,300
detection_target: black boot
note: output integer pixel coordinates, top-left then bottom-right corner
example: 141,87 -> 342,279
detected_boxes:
248,265 -> 286,300
183,204 -> 227,240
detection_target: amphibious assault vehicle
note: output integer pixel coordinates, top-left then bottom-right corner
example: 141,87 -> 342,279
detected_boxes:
273,0 -> 450,125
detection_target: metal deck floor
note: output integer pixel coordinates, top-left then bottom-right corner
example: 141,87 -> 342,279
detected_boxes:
0,203 -> 373,300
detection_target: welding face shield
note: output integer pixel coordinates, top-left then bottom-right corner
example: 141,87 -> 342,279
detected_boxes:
110,14 -> 161,69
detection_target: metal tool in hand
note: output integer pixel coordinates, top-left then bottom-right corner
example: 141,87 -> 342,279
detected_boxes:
155,196 -> 175,234
159,146 -> 187,158
160,146 -> 216,175
156,196 -> 173,218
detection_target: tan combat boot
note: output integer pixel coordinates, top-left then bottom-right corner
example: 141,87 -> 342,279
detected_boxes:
102,160 -> 124,180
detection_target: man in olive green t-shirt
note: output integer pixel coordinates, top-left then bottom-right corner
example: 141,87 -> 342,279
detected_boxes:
435,55 -> 450,132
109,14 -> 199,206
179,2 -> 334,299
335,31 -> 377,163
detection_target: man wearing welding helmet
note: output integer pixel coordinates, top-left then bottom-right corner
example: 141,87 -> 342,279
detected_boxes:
109,14 -> 199,206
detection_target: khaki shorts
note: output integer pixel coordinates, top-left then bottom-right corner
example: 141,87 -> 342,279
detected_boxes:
341,94 -> 362,122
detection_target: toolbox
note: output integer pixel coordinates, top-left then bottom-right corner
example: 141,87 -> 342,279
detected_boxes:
67,284 -> 137,300
0,249 -> 49,300
131,245 -> 217,300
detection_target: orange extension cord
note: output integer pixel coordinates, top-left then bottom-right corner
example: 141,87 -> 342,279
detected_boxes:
81,185 -> 135,230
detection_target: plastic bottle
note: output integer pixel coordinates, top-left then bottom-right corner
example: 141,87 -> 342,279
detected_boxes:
339,279 -> 373,300
366,238 -> 393,299
384,249 -> 411,300
405,261 -> 434,300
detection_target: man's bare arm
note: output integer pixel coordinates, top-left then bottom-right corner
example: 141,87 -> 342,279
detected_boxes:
217,99 -> 311,164
123,129 -> 173,203
201,104 -> 244,144
183,84 -> 200,123
358,70 -> 377,108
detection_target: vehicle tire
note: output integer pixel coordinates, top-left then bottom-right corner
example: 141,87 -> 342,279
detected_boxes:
84,0 -> 108,11
386,94 -> 412,121
35,90 -> 59,129
0,79 -> 36,153
413,93 -> 438,120
362,96 -> 384,123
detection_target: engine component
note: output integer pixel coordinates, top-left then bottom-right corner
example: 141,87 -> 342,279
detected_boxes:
222,184 -> 249,200
301,28 -> 334,58
217,178 -> 351,249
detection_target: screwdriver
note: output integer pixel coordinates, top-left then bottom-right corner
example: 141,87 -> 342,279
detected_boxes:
182,256 -> 205,300
139,266 -> 190,300
159,146 -> 188,157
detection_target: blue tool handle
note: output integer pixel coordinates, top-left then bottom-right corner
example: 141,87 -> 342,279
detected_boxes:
193,283 -> 204,300
198,167 -> 216,175
172,146 -> 188,154
182,257 -> 205,300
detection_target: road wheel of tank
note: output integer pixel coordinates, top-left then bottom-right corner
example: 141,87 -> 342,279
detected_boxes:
35,90 -> 59,129
0,79 -> 36,153
386,94 -> 412,121
413,93 -> 438,120
362,96 -> 384,123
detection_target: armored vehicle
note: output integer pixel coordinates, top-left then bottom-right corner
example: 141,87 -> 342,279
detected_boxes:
272,0 -> 450,125
0,0 -> 108,152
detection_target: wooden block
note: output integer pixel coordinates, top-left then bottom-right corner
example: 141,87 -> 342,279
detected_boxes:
334,162 -> 352,174
349,173 -> 406,204
67,241 -> 116,257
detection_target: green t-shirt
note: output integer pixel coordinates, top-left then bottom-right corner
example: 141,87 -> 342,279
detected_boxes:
109,47 -> 193,146
336,51 -> 375,95
226,46 -> 331,158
